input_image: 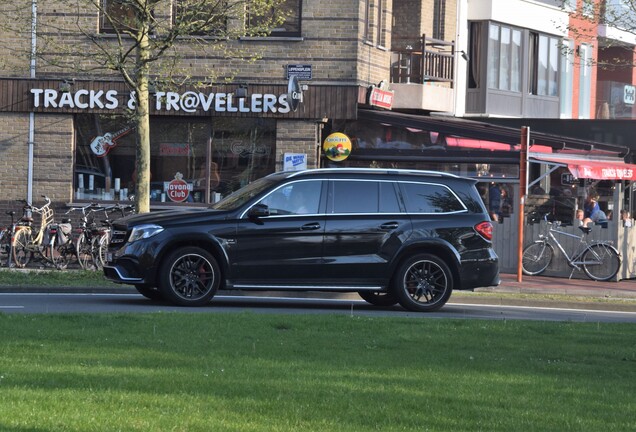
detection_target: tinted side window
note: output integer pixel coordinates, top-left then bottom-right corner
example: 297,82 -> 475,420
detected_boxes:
333,181 -> 379,213
332,180 -> 401,214
259,180 -> 322,215
380,182 -> 401,213
401,182 -> 465,213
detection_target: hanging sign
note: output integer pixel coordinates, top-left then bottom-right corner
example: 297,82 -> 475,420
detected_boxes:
323,132 -> 352,162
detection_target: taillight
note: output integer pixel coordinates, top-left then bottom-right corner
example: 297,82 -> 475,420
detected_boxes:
475,221 -> 493,241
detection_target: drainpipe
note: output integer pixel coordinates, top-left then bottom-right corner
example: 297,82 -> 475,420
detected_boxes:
27,0 -> 37,203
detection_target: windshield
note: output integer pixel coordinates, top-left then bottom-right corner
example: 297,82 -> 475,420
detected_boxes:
211,176 -> 278,211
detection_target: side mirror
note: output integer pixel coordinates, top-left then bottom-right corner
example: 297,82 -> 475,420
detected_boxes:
248,203 -> 270,220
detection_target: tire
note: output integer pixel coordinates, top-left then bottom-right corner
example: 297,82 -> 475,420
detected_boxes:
76,232 -> 96,271
51,238 -> 72,270
93,233 -> 109,270
12,228 -> 32,268
0,229 -> 10,267
158,246 -> 220,306
582,243 -> 621,281
393,253 -> 453,312
522,241 -> 554,276
135,284 -> 164,301
358,291 -> 399,307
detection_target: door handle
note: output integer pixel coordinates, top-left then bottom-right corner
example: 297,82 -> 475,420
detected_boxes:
379,222 -> 399,230
301,223 -> 321,231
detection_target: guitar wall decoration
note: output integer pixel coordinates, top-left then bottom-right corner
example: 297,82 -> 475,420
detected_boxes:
90,126 -> 133,157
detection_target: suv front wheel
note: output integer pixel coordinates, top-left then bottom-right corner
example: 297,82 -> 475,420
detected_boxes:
158,246 -> 220,306
393,253 -> 453,312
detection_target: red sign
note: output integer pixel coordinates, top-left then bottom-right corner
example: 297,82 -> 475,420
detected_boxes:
368,87 -> 394,109
569,163 -> 636,181
160,143 -> 191,156
167,177 -> 190,202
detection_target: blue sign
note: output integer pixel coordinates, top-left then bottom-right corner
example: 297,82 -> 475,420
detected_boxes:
286,64 -> 312,80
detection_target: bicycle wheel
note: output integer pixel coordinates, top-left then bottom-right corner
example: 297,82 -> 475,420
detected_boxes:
12,229 -> 33,268
93,232 -> 109,270
582,243 -> 621,281
76,232 -> 97,270
50,237 -> 72,270
522,241 -> 554,276
0,229 -> 9,266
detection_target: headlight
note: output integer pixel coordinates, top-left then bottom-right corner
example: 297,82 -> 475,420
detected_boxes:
128,224 -> 164,243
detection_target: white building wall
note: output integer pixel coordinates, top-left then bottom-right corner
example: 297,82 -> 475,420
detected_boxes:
466,0 -> 568,37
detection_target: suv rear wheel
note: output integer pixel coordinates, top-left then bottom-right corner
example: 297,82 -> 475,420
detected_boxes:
158,247 -> 220,306
393,253 -> 453,312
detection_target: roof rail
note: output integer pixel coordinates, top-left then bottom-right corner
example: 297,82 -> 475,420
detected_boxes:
286,167 -> 460,178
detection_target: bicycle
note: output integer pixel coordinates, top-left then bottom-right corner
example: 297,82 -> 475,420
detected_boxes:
522,214 -> 621,281
0,210 -> 17,267
11,196 -> 69,269
91,203 -> 135,270
65,203 -> 102,271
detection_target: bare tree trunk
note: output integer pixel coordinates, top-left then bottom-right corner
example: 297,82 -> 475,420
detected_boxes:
134,27 -> 151,213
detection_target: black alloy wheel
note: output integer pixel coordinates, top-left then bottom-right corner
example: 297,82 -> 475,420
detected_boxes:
393,253 -> 453,312
158,246 -> 220,306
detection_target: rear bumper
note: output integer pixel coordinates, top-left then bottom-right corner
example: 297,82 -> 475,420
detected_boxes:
456,249 -> 500,290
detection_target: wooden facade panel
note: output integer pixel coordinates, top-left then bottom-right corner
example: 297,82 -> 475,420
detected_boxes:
0,78 -> 359,120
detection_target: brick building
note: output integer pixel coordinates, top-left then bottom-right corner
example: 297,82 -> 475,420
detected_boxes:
1,0 -> 635,219
0,0 -> 395,209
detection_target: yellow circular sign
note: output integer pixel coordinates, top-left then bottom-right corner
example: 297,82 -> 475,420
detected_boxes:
323,132 -> 352,161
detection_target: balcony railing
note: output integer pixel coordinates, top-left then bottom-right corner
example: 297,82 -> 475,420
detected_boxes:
390,35 -> 455,87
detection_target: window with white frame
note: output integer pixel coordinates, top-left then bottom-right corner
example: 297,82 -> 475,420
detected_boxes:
376,0 -> 386,47
528,32 -> 560,97
487,23 -> 522,92
364,0 -> 373,42
559,39 -> 574,118
578,43 -> 592,118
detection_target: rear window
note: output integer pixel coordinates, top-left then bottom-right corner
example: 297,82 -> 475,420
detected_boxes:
400,182 -> 466,213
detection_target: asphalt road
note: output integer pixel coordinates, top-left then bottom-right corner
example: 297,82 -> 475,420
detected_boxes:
2,292 -> 636,322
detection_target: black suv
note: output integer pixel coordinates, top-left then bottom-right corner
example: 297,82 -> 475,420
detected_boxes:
104,168 -> 499,311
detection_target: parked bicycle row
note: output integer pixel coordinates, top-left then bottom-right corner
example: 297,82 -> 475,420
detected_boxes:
0,196 -> 134,271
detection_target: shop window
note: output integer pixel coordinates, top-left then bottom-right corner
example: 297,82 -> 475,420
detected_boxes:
100,0 -> 140,33
246,0 -> 301,37
173,0 -> 227,36
74,115 -> 275,205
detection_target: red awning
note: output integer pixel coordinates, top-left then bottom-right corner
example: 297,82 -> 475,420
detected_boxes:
529,153 -> 636,181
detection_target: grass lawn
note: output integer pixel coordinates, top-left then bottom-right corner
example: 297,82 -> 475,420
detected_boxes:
0,313 -> 635,431
0,268 -> 119,288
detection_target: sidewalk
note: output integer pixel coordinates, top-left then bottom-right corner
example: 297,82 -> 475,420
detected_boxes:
480,273 -> 636,299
